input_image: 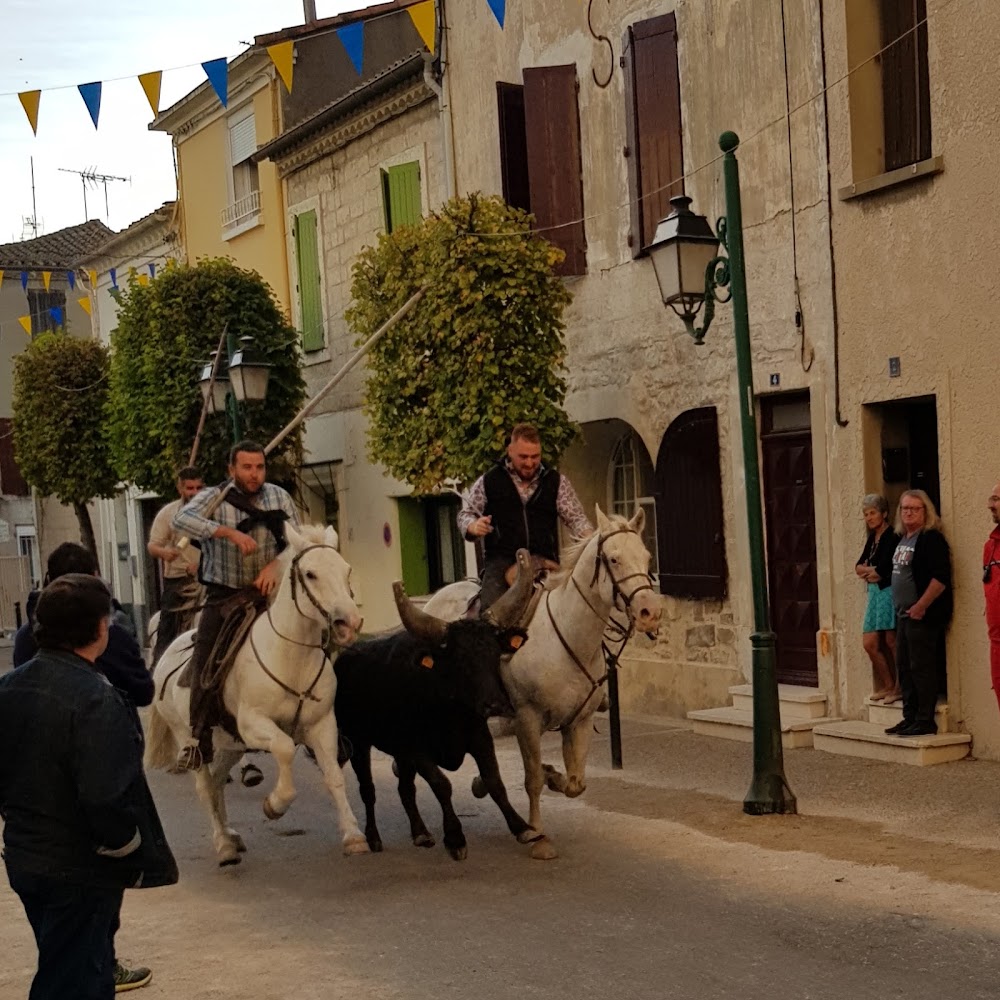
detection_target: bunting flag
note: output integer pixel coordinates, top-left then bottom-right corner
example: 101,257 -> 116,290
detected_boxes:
109,268 -> 118,289
67,271 -> 76,291
0,270 -> 4,289
78,81 -> 102,129
18,316 -> 31,335
138,71 -> 162,117
49,306 -> 64,327
41,271 -> 52,292
336,22 -> 365,75
18,90 -> 40,135
88,269 -> 97,288
202,58 -> 229,108
137,274 -> 150,286
20,272 -> 28,291
267,41 -> 295,93
486,0 -> 505,28
148,263 -> 156,278
78,296 -> 92,317
407,1 -> 436,52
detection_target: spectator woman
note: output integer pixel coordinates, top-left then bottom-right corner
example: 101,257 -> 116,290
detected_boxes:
855,493 -> 900,702
885,489 -> 953,737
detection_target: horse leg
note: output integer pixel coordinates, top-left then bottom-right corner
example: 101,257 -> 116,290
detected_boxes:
237,711 -> 299,822
559,715 -> 594,798
210,748 -> 247,853
513,707 -> 557,860
301,713 -> 368,856
413,757 -> 467,861
193,753 -> 240,867
395,757 -> 435,848
345,741 -> 382,852
467,722 -> 534,844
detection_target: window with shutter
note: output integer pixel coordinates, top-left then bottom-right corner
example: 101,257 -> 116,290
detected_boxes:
497,82 -> 531,214
623,13 -> 684,257
0,419 -> 28,497
523,65 -> 587,276
224,111 -> 261,230
229,113 -> 257,165
879,0 -> 931,171
294,210 -> 324,352
655,407 -> 727,600
381,161 -> 422,233
609,431 -> 659,581
28,289 -> 67,335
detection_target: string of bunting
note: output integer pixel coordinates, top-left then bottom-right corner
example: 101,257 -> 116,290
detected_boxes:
8,0 -> 474,137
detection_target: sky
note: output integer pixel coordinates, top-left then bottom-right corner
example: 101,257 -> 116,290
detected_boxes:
0,0 -> 361,245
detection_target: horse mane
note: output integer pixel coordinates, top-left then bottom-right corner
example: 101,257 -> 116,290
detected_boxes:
546,516 -> 630,588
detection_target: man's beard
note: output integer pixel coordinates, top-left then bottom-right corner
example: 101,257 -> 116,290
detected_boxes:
235,475 -> 262,494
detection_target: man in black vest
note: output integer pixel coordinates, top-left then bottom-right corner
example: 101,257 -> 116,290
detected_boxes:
458,423 -> 593,610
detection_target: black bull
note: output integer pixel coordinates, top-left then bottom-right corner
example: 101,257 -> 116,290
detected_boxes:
334,553 -> 538,860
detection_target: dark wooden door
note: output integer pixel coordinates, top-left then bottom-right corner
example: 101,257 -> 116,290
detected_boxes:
761,399 -> 819,686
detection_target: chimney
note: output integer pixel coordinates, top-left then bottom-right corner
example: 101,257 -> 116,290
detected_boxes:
303,0 -> 317,22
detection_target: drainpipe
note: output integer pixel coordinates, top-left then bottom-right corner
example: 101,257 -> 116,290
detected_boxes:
426,0 -> 457,199
303,0 -> 317,23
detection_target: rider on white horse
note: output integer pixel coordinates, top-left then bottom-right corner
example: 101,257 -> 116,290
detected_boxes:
458,423 -> 593,610
171,440 -> 299,772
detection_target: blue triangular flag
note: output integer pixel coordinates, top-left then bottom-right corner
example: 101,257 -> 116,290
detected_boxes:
486,0 -> 505,27
49,306 -> 64,327
78,81 -> 102,129
148,263 -> 156,278
336,22 -> 364,75
20,271 -> 28,291
67,271 -> 76,291
109,267 -> 118,289
202,58 -> 229,107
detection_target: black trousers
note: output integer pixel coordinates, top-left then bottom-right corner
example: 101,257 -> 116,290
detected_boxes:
152,576 -> 195,665
188,583 -> 239,761
480,556 -> 513,612
895,615 -> 944,725
7,866 -> 123,1000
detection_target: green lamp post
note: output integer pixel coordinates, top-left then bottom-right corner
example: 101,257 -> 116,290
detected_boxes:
646,131 -> 797,816
198,333 -> 272,444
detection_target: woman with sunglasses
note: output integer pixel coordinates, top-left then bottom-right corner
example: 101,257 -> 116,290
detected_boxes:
983,484 -> 1000,714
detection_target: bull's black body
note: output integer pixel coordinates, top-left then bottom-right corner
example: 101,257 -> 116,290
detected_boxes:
334,619 -> 531,860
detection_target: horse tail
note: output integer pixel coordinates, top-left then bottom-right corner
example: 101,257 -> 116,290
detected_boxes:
144,700 -> 178,771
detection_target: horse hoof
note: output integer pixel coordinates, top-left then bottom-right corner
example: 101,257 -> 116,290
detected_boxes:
218,853 -> 242,867
343,836 -> 370,856
366,835 -> 384,853
240,764 -> 264,788
262,797 -> 285,821
517,827 -> 543,845
232,835 -> 248,853
530,837 -> 558,861
565,781 -> 586,799
448,844 -> 468,862
471,776 -> 488,799
413,833 -> 436,849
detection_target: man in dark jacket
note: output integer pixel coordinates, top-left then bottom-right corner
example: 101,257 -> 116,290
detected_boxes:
458,423 -> 593,610
0,574 -> 177,1000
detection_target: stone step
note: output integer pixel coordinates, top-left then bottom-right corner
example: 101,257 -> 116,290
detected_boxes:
687,706 -> 841,749
729,683 -> 828,720
865,697 -> 950,730
812,720 -> 971,766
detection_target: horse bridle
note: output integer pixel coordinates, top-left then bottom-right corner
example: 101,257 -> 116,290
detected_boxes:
587,526 -> 656,626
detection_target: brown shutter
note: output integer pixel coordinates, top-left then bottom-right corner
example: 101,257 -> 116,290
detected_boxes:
523,65 -> 587,276
655,407 -> 727,600
0,420 -> 29,497
880,0 -> 931,171
497,82 -> 531,214
624,14 -> 684,257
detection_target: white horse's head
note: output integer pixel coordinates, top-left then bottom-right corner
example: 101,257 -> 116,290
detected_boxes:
282,524 -> 363,646
590,505 -> 662,635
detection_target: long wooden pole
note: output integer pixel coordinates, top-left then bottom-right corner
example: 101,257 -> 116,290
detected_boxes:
188,322 -> 229,468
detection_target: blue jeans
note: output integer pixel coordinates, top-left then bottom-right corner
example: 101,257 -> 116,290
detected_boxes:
7,867 -> 123,1000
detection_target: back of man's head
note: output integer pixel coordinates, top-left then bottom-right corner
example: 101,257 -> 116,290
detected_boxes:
45,542 -> 98,583
34,574 -> 111,652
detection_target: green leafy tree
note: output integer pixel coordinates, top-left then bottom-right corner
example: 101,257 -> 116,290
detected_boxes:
107,259 -> 307,497
12,333 -> 119,555
346,193 -> 576,493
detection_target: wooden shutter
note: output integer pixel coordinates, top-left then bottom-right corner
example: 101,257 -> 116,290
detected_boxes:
397,497 -> 430,596
655,407 -> 727,600
0,419 -> 28,497
497,82 -> 531,214
623,13 -> 684,257
383,161 -> 422,232
523,65 -> 587,276
880,0 -> 931,171
294,210 -> 324,352
229,113 -> 257,165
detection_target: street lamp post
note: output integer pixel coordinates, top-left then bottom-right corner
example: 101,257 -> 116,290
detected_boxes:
647,131 -> 797,816
197,332 -> 272,445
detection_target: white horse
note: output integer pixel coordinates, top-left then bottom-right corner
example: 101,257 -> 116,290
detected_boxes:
424,506 -> 661,859
144,524 -> 370,865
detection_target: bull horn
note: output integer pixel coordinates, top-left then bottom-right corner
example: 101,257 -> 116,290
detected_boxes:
393,581 -> 448,644
484,548 -> 534,628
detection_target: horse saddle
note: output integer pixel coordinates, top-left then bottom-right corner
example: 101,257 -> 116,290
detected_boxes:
465,578 -> 545,632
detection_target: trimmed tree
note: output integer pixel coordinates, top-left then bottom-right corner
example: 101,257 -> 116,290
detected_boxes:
107,259 -> 307,497
346,193 -> 576,493
12,333 -> 119,555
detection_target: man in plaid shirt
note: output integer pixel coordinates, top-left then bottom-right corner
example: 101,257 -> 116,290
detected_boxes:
171,440 -> 299,771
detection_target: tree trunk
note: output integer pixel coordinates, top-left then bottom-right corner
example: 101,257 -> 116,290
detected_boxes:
73,501 -> 98,559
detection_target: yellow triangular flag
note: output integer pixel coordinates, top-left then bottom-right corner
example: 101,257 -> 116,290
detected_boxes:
407,0 -> 436,52
42,271 -> 52,292
78,296 -> 92,317
138,71 -> 162,117
267,41 -> 294,93
19,90 -> 40,136
88,269 -> 98,288
18,316 -> 31,335
137,274 -> 150,286
0,270 -> 5,289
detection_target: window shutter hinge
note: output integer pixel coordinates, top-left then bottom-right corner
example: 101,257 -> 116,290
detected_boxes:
619,55 -> 626,68
623,145 -> 631,159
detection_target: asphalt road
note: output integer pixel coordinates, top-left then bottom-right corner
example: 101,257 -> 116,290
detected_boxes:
3,723 -> 999,1000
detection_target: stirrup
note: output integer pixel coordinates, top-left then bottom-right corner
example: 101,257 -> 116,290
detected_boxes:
175,743 -> 204,772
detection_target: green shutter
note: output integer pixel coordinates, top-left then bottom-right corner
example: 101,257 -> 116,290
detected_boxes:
397,498 -> 430,596
383,161 -> 422,233
295,210 -> 323,352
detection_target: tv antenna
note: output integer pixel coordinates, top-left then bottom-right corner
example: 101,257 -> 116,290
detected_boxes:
58,166 -> 131,221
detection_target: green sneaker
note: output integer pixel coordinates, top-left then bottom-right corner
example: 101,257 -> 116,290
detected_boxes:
114,961 -> 152,992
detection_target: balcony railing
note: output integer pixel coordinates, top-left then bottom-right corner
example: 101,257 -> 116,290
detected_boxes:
221,190 -> 261,231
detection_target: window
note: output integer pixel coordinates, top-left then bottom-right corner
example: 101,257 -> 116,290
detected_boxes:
496,65 -> 587,276
0,419 -> 27,497
16,526 -> 40,589
655,408 -> 727,600
293,210 -> 324,352
27,289 -> 67,335
222,110 -> 261,232
623,13 -> 684,257
845,0 -> 931,182
609,432 -> 659,581
381,161 -> 422,233
297,462 -> 341,533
